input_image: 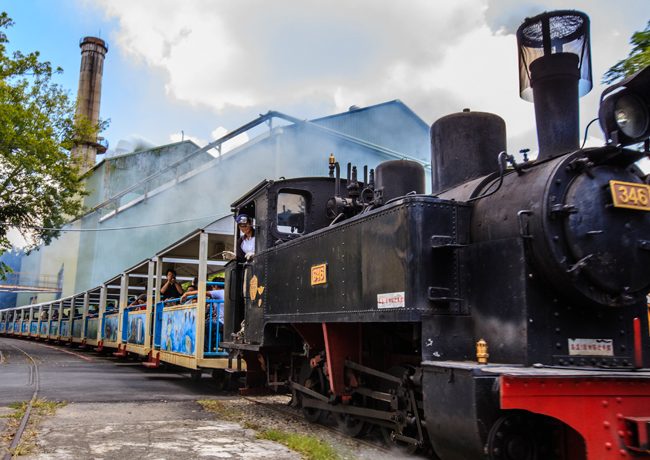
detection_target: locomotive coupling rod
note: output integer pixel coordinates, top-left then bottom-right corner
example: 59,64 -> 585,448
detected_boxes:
290,381 -> 330,402
354,386 -> 395,403
344,360 -> 402,384
302,398 -> 398,422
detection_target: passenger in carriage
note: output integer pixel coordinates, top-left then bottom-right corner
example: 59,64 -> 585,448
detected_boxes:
41,310 -> 49,321
52,310 -> 59,321
128,291 -> 148,310
204,280 -> 224,352
180,278 -> 199,304
161,269 -> 183,305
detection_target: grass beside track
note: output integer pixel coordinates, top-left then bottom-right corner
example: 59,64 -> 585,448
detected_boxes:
2,399 -> 67,457
198,398 -> 341,460
257,429 -> 340,460
2,399 -> 67,419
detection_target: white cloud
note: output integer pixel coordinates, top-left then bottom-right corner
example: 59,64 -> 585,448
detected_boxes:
99,0 -> 486,113
98,0 -> 650,155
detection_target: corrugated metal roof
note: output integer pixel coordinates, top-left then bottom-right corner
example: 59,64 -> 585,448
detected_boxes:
310,100 -> 430,162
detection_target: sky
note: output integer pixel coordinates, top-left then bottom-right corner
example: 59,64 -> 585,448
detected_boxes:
2,0 -> 649,159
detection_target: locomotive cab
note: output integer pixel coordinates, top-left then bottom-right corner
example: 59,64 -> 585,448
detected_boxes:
225,176 -> 352,346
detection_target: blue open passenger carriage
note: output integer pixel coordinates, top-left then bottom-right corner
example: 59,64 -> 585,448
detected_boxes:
0,217 -> 245,382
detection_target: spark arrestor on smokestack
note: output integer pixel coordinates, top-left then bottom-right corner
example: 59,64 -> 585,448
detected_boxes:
71,37 -> 108,174
516,11 -> 592,161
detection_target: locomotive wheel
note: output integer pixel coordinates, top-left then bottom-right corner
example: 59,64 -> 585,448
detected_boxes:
190,369 -> 202,381
299,363 -> 329,424
487,413 -> 541,460
379,366 -> 421,456
333,393 -> 371,438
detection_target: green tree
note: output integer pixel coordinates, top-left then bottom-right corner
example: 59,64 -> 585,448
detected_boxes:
0,12 -> 104,278
603,20 -> 650,84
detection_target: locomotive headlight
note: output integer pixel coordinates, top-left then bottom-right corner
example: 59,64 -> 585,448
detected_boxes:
599,65 -> 650,147
614,94 -> 648,138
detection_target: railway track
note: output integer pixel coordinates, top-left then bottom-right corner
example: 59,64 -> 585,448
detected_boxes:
0,340 -> 39,460
0,339 -> 398,459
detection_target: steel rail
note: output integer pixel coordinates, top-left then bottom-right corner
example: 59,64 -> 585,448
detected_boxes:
0,340 -> 39,460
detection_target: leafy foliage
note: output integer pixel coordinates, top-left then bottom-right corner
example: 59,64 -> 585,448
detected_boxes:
0,12 -> 107,277
603,20 -> 650,84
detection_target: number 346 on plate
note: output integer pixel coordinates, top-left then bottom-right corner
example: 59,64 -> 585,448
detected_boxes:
610,180 -> 650,211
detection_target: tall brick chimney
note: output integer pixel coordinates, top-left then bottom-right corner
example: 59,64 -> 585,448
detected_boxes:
71,36 -> 108,174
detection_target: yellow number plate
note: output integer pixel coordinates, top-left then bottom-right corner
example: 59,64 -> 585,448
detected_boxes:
311,264 -> 327,286
610,180 -> 650,211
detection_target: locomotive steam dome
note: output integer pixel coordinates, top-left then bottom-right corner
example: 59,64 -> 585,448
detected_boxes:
430,110 -> 506,193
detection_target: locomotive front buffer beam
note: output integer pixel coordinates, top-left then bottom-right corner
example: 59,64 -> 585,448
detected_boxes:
423,361 -> 650,460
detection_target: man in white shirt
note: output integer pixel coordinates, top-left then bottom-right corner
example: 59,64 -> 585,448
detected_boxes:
235,214 -> 255,262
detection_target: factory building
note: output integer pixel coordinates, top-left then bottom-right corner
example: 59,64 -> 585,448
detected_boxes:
11,38 -> 432,308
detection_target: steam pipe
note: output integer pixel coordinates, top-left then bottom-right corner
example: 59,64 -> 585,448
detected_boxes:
335,162 -> 341,198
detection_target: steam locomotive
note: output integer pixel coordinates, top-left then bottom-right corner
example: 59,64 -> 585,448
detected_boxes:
220,10 -> 650,459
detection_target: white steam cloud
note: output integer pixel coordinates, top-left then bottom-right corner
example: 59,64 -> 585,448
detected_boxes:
170,127 -> 250,157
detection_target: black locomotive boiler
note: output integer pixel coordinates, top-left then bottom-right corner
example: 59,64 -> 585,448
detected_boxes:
221,10 -> 650,459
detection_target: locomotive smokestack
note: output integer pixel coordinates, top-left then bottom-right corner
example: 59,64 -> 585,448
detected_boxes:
516,11 -> 592,161
71,36 -> 108,174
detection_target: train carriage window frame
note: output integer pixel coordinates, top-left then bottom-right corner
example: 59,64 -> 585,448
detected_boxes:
273,190 -> 310,240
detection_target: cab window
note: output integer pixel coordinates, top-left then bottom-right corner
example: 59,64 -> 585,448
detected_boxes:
276,192 -> 306,234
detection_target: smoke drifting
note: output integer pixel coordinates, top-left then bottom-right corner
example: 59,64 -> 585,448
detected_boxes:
169,127 -> 250,157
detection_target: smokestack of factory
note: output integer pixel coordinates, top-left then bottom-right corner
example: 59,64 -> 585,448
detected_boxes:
71,36 -> 108,174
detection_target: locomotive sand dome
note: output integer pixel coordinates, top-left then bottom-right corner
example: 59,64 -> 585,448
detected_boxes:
374,160 -> 425,202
